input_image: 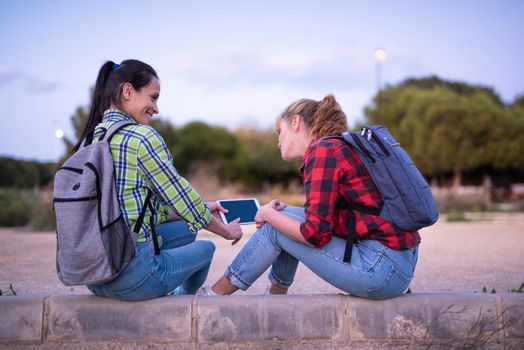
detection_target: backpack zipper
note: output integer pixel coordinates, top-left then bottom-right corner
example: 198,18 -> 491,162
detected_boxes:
53,195 -> 97,202
362,127 -> 391,157
350,133 -> 376,163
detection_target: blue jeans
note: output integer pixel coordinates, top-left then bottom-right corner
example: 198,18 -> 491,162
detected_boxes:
226,207 -> 418,300
87,220 -> 215,301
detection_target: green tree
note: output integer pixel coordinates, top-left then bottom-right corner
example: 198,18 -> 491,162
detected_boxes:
511,93 -> 524,109
234,128 -> 299,190
492,105 -> 524,171
172,121 -> 242,182
0,157 -> 54,188
365,78 -> 513,189
399,75 -> 503,106
149,118 -> 179,151
63,103 -> 244,182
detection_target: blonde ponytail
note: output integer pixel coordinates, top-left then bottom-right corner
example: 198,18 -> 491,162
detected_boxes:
276,94 -> 348,141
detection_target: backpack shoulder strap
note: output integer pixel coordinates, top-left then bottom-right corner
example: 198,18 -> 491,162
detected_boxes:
102,120 -> 136,143
77,121 -> 135,150
319,135 -> 345,142
133,189 -> 161,256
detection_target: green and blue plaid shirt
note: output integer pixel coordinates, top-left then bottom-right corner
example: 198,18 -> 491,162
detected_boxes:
93,109 -> 212,243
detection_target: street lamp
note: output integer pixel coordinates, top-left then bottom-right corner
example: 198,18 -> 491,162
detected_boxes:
55,128 -> 64,139
374,48 -> 387,91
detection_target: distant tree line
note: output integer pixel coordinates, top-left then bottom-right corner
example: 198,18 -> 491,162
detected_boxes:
365,76 -> 524,190
61,106 -> 299,192
0,157 -> 55,188
1,75 -> 523,193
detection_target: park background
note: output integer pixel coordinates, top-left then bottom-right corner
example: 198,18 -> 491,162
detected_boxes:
0,1 -> 523,295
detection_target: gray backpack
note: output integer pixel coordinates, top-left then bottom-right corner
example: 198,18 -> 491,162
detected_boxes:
53,120 -> 157,286
324,125 -> 438,263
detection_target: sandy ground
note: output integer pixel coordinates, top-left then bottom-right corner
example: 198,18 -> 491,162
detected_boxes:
1,212 -> 523,296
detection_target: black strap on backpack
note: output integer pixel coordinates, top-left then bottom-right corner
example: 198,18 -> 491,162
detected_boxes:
81,120 -> 136,148
343,203 -> 384,263
335,197 -> 358,264
148,200 -> 161,256
104,120 -> 136,143
343,215 -> 355,263
133,190 -> 161,255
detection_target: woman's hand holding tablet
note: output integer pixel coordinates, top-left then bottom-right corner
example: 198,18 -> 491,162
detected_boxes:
216,198 -> 261,225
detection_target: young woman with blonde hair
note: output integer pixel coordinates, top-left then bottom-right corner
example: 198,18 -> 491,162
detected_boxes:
200,94 -> 420,299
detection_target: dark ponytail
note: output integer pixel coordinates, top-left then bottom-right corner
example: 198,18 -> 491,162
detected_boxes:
72,59 -> 158,153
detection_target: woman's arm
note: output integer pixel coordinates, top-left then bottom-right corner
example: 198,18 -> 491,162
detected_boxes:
205,216 -> 243,245
137,128 -> 212,232
204,201 -> 243,245
258,142 -> 344,248
256,200 -> 312,246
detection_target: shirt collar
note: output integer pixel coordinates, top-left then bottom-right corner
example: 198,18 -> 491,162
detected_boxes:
299,163 -> 305,178
102,109 -> 135,123
299,139 -> 321,179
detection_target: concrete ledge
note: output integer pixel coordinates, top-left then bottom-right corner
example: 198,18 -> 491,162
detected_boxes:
1,293 -> 523,349
197,294 -> 346,342
0,295 -> 44,344
46,294 -> 192,343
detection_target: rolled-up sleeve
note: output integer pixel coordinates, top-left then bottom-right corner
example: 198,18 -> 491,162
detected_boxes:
137,128 -> 212,232
300,142 -> 343,247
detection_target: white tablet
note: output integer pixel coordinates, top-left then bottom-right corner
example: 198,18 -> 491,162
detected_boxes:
217,198 -> 261,225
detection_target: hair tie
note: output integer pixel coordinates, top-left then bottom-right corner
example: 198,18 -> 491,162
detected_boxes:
112,63 -> 120,71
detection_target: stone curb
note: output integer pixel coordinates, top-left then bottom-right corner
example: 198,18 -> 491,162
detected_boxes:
1,293 -> 523,349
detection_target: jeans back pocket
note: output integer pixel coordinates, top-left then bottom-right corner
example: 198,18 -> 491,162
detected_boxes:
366,265 -> 411,300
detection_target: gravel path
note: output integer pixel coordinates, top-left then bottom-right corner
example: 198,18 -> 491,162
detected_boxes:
1,212 -> 523,296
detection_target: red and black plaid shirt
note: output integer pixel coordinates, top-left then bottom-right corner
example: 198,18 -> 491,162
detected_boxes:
299,138 -> 421,251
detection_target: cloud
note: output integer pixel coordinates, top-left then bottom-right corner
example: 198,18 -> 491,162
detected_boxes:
174,50 -> 373,92
0,68 -> 63,93
0,70 -> 21,86
157,48 -> 379,132
23,76 -> 63,93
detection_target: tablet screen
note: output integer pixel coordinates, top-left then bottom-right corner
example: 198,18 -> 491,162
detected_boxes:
217,198 -> 260,225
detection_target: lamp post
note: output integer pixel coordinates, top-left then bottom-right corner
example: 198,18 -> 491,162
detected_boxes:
374,48 -> 387,92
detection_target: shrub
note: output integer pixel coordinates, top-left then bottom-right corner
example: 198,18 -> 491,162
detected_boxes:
0,188 -> 34,226
0,188 -> 56,230
28,189 -> 56,231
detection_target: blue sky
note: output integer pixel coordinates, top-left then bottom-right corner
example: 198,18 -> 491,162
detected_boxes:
1,0 -> 523,161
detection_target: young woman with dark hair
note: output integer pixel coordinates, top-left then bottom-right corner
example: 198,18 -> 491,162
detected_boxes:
76,59 -> 243,301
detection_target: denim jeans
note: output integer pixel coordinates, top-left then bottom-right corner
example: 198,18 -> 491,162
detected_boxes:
226,207 -> 418,300
87,220 -> 215,301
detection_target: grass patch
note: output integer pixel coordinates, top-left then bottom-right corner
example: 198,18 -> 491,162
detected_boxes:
0,283 -> 17,296
509,282 -> 524,293
446,208 -> 469,222
478,282 -> 524,294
